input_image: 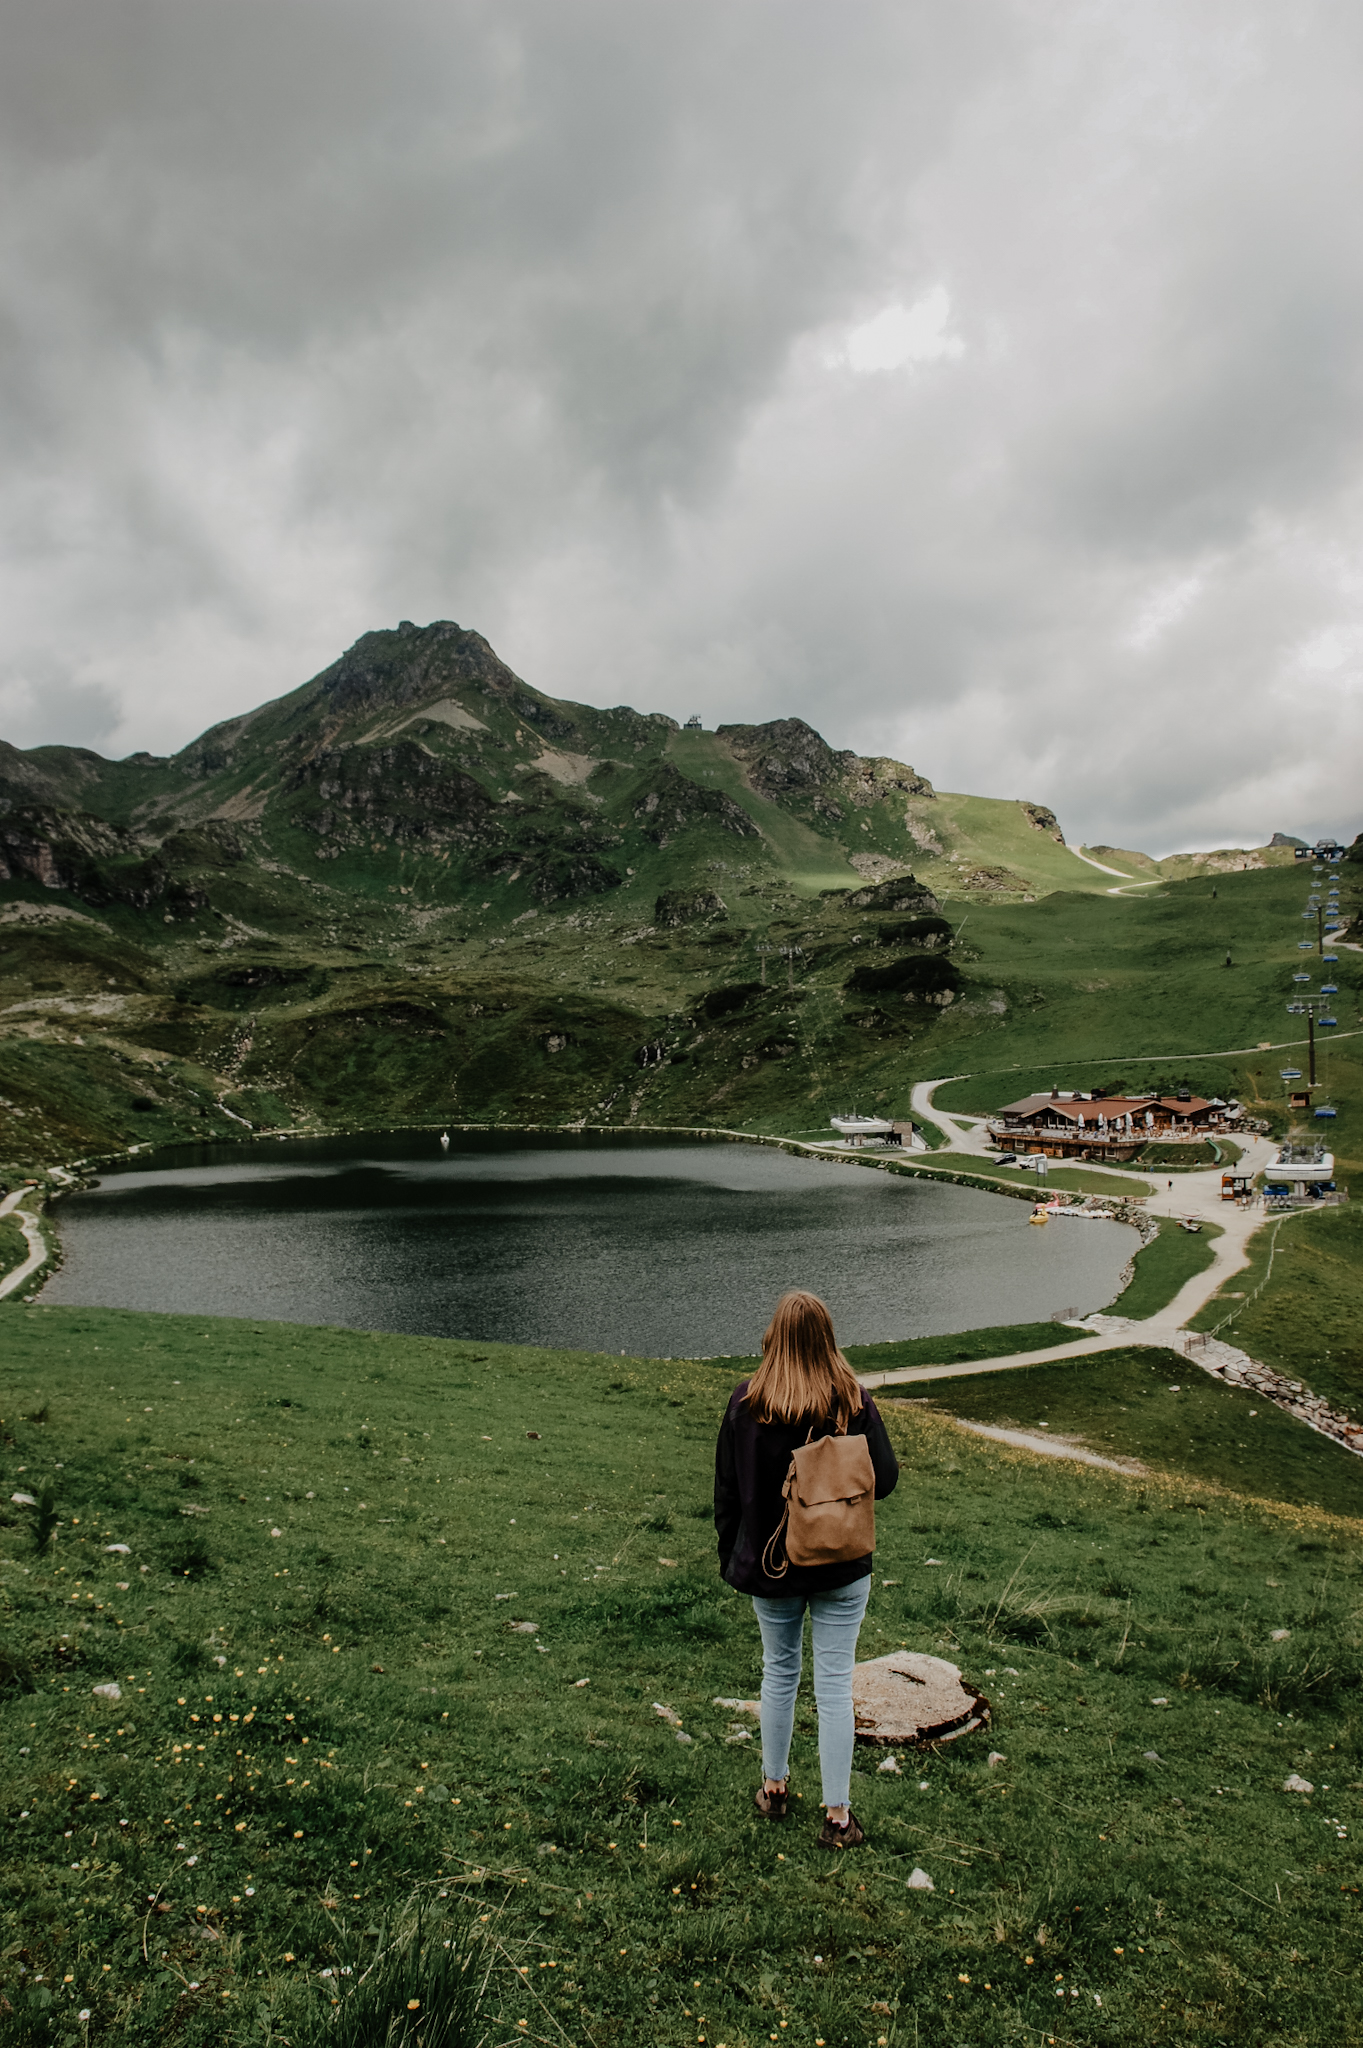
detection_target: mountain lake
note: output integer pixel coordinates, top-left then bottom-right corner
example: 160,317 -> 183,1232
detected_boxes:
42,1129 -> 1140,1356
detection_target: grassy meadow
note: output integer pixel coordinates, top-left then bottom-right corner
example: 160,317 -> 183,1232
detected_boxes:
1188,1204 -> 1363,1422
2,1308 -> 1361,2048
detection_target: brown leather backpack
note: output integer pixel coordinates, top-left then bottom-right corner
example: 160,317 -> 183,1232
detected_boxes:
762,1425 -> 876,1579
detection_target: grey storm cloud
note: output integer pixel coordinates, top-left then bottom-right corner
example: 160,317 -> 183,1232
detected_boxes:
1,0 -> 1361,855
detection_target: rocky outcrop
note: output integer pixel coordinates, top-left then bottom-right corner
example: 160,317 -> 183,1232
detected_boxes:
528,853 -> 623,904
845,952 -> 963,1005
655,888 -> 727,927
287,741 -> 503,849
0,806 -> 207,916
1020,801 -> 1065,843
718,717 -> 847,802
870,915 -> 954,950
631,764 -> 760,847
825,873 -> 940,915
718,720 -> 934,822
844,755 -> 936,805
955,864 -> 1030,894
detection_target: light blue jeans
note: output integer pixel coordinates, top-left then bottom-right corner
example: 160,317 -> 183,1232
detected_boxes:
751,1576 -> 871,1808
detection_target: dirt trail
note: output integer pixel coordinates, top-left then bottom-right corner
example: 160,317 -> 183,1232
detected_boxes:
0,1186 -> 47,1301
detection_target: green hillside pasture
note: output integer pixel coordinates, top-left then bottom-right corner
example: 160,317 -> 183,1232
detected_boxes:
664,730 -> 860,893
844,1320 -> 1091,1375
1,1310 -> 1361,2047
905,1343 -> 1363,1518
1188,1202 -> 1363,1423
0,1210 -> 28,1281
925,865 -> 1361,1158
1107,1219 -> 1221,1319
929,792 -> 1116,898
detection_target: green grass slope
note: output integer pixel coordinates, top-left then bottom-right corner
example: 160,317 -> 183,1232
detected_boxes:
1188,1204 -> 1363,1422
1,1308 -> 1361,2047
905,1345 -> 1363,1518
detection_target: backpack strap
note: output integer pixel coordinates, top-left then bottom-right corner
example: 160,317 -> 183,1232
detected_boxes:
761,1495 -> 792,1581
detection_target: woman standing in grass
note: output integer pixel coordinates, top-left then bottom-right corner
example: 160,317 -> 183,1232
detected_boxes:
714,1290 -> 898,1848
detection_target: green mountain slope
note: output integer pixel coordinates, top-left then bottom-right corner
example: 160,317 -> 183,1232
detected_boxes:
0,618 -> 1354,1184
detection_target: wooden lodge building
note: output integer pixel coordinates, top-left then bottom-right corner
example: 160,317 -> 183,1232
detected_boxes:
986,1088 -> 1243,1161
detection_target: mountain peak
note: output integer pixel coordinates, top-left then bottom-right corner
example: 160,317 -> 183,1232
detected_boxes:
313,620 -> 524,717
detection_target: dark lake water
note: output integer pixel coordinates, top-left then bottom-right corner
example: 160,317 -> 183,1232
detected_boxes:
44,1130 -> 1138,1356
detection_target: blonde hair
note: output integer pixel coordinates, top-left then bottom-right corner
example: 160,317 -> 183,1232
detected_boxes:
744,1290 -> 864,1428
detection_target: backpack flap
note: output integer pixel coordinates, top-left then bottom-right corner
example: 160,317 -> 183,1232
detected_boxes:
784,1433 -> 876,1567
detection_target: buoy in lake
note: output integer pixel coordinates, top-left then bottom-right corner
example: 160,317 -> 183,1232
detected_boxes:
440,1131 -> 450,1150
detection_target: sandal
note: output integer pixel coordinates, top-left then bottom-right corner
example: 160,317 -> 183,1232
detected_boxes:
817,1808 -> 865,1849
755,1781 -> 789,1820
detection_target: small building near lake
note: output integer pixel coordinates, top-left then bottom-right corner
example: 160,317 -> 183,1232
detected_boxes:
987,1087 -> 1243,1161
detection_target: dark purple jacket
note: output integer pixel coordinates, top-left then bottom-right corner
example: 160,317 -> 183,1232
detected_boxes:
714,1380 -> 899,1597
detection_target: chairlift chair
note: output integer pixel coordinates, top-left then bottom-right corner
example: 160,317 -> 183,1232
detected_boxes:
1279,1067 -> 1302,1080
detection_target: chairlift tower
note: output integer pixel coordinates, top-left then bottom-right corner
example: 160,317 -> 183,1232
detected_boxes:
779,943 -> 804,991
1284,989 -> 1337,1088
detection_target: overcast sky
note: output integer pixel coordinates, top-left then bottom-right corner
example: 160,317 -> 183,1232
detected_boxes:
2,1 -> 1360,855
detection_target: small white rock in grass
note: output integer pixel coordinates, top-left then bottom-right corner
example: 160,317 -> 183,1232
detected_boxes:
92,1684 -> 121,1702
509,1621 -> 538,1634
1271,1629 -> 1291,1642
103,1543 -> 130,1555
725,1728 -> 752,1744
907,1868 -> 935,1891
1143,1751 -> 1162,1763
10,1492 -> 37,1508
675,1731 -> 694,1745
877,1756 -> 902,1774
572,1678 -> 590,1688
918,1781 -> 930,1792
988,1752 -> 1007,1769
115,1582 -> 130,1591
713,1697 -> 760,1716
270,1527 -> 282,1539
214,1655 -> 227,1667
653,1702 -> 683,1726
1151,1697 -> 1170,1706
924,1558 -> 943,1566
1284,1773 -> 1314,1794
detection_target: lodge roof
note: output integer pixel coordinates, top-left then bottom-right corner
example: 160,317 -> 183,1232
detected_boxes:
996,1093 -> 1220,1123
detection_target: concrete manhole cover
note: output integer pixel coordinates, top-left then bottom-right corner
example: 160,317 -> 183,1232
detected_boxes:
852,1651 -> 991,1747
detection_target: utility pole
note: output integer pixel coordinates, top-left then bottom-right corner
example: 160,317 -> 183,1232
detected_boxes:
780,944 -> 804,991
756,943 -> 775,986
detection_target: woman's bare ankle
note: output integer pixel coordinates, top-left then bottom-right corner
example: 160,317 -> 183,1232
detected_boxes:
825,1803 -> 849,1826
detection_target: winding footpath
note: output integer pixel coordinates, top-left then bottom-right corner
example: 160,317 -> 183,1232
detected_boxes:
0,1184 -> 48,1301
